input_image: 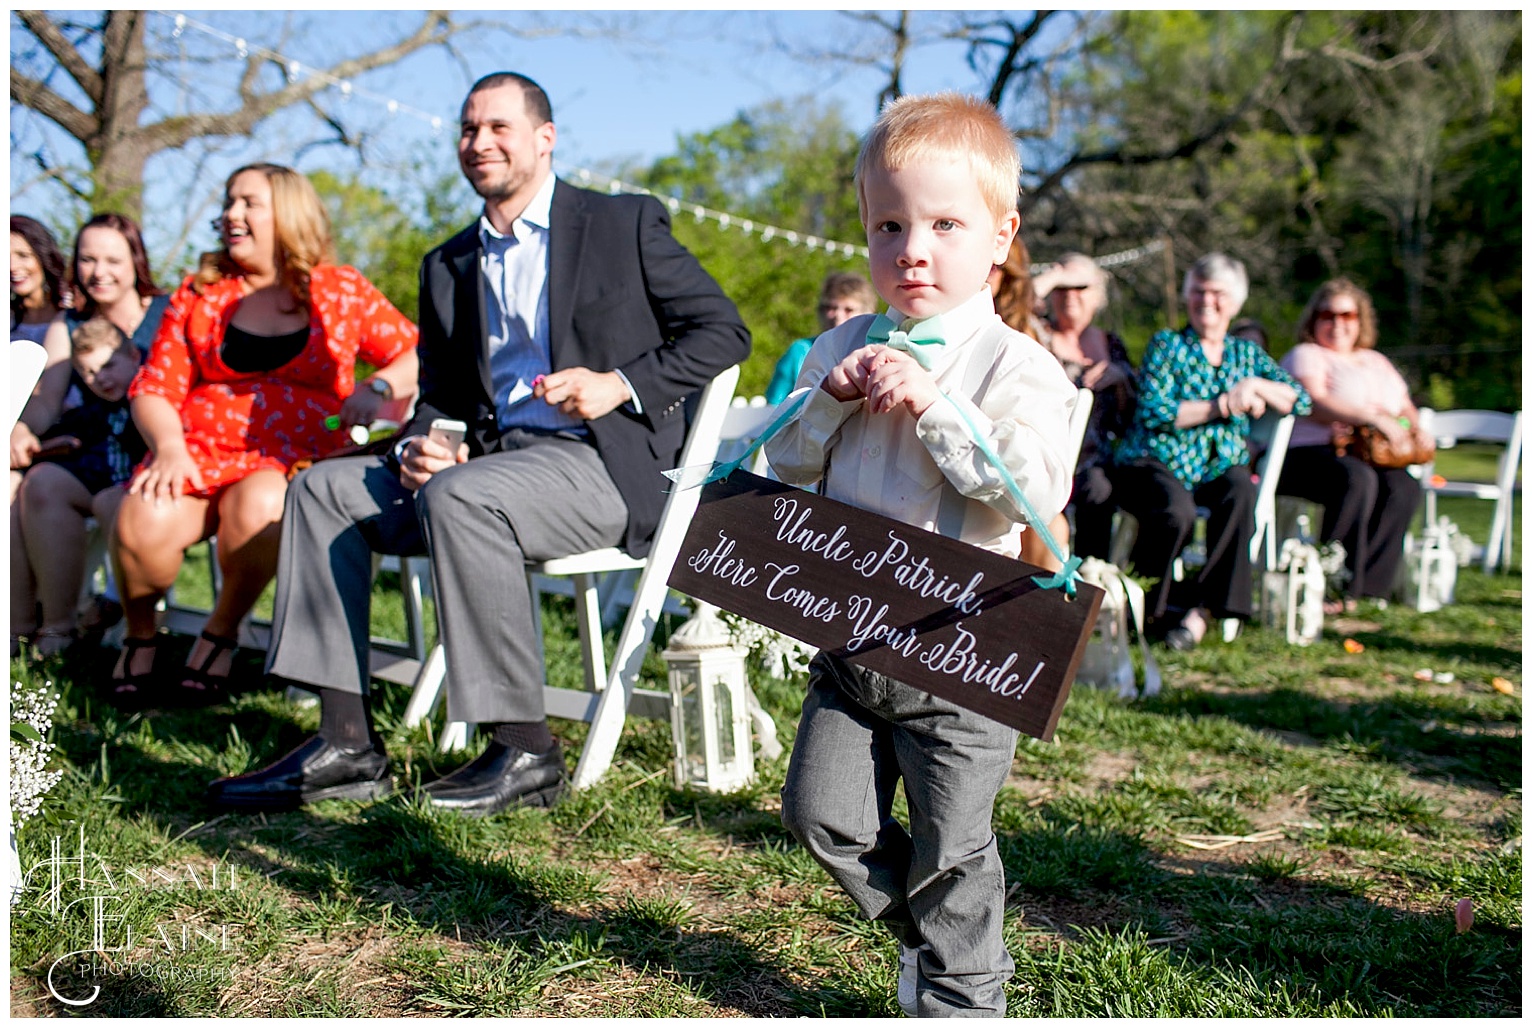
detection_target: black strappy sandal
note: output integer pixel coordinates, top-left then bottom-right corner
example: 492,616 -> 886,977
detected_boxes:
109,636 -> 164,710
176,630 -> 239,707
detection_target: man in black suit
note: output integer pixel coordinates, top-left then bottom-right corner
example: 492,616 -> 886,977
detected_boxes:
209,72 -> 750,815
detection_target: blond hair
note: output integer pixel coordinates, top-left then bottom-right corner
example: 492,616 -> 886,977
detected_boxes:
195,163 -> 336,306
69,316 -> 130,359
855,92 -> 1021,225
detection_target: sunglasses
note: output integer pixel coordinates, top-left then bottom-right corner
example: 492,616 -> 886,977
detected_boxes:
1316,309 -> 1359,324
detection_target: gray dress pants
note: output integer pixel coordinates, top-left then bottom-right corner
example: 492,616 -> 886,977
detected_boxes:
265,431 -> 627,724
781,652 -> 1020,1017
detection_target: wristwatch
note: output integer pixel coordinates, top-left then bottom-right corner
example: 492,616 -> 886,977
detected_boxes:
366,378 -> 393,400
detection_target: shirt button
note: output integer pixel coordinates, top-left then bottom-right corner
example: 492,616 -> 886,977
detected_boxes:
869,446 -> 882,458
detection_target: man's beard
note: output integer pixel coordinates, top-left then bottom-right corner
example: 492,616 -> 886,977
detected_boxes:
467,165 -> 530,203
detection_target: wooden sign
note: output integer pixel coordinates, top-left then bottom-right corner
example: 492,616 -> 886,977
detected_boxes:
668,471 -> 1104,741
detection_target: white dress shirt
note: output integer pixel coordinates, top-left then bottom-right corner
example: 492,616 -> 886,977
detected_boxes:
764,288 -> 1077,559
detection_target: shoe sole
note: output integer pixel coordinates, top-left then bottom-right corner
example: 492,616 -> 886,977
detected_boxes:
426,780 -> 565,818
211,777 -> 393,812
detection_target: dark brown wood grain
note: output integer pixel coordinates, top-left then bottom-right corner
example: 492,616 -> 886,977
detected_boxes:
668,471 -> 1103,741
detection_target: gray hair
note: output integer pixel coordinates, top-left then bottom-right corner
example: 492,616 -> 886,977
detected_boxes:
1182,252 -> 1248,309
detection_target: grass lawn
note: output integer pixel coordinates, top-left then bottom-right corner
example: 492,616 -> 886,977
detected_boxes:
9,488 -> 1521,1017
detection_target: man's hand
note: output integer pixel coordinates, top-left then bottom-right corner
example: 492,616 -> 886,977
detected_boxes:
535,368 -> 630,420
399,435 -> 469,492
821,344 -> 882,402
864,347 -> 942,417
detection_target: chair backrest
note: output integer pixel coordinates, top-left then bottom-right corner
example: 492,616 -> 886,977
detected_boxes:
8,339 -> 47,434
1248,412 -> 1295,568
717,396 -> 779,477
1419,408 -> 1523,492
1428,409 -> 1521,449
1063,386 -> 1095,472
655,364 -> 743,529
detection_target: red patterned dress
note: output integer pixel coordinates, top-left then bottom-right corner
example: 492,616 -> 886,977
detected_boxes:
128,264 -> 418,497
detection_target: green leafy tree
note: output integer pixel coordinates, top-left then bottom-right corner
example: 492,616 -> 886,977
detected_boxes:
630,97 -> 870,397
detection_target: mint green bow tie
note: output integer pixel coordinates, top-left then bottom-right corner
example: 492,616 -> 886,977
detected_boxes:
865,313 -> 946,370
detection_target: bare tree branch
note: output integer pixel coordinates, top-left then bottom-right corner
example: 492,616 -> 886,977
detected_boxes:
16,10 -> 104,103
9,69 -> 98,141
1020,17 -> 1304,216
136,11 -> 459,154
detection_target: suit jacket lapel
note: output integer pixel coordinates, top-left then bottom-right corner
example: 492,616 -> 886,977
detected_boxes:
439,225 -> 492,399
547,180 -> 586,363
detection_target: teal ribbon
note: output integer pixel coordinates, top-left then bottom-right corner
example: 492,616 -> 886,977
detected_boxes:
699,390 -> 811,486
864,312 -> 947,370
693,316 -> 1080,596
938,395 -> 1082,597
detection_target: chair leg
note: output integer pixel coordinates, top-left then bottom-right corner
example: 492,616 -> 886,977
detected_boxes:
573,572 -> 608,695
403,644 -> 447,728
440,721 -> 471,752
571,567 -> 672,790
402,555 -> 428,663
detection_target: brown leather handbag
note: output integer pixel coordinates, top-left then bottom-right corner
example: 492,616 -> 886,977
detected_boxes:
1332,423 -> 1436,469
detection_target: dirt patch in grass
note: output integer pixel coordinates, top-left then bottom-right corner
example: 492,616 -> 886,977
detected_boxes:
1078,752 -> 1141,789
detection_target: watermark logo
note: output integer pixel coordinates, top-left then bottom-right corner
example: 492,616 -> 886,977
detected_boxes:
16,824 -> 241,1007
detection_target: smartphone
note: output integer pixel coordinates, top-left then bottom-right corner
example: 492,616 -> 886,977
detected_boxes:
427,418 -> 468,454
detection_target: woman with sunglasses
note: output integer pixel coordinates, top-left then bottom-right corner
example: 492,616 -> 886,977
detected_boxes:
1277,278 -> 1422,610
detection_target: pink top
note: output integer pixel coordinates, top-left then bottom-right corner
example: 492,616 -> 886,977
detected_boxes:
1282,342 -> 1412,449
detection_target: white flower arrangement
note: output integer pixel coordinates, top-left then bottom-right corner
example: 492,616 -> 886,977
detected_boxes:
717,611 -> 816,679
1316,541 -> 1351,597
10,679 -> 62,831
1427,516 -> 1476,567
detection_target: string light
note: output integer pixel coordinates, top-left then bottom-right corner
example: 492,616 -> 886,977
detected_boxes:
153,9 -> 1166,272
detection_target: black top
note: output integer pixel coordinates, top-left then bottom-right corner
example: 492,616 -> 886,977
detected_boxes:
221,322 -> 309,373
66,293 -> 170,356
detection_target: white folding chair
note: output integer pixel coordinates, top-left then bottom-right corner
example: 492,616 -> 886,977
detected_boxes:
1418,408 -> 1523,573
1064,386 -> 1095,478
1246,411 -> 1296,573
8,338 -> 47,434
401,364 -> 742,789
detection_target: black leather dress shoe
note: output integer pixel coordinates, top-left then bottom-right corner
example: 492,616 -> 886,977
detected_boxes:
207,735 -> 392,811
421,742 -> 566,817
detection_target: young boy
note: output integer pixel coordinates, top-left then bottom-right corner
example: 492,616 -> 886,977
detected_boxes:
764,93 -> 1077,1017
11,317 -> 145,653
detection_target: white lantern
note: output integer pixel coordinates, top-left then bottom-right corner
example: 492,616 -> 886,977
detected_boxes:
1261,539 -> 1326,646
1397,521 -> 1458,612
663,602 -> 755,792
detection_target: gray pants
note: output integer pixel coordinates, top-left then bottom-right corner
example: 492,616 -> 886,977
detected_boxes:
265,432 -> 627,724
781,653 -> 1019,1017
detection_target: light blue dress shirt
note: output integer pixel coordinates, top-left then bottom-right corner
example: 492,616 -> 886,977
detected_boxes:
478,172 -> 585,433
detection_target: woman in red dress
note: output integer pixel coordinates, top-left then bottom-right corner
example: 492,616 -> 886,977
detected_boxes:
110,163 -> 419,704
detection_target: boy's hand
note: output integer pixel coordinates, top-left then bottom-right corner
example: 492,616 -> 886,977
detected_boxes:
820,345 -> 882,402
10,422 -> 40,469
864,348 -> 942,417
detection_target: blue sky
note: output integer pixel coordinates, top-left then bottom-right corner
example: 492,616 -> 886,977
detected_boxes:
9,9 -> 996,266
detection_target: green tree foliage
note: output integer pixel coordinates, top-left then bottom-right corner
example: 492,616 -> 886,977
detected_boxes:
628,97 -> 871,398
1038,11 -> 1520,407
309,167 -> 477,323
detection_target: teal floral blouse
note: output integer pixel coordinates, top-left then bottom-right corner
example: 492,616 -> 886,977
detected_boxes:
1114,327 -> 1312,490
